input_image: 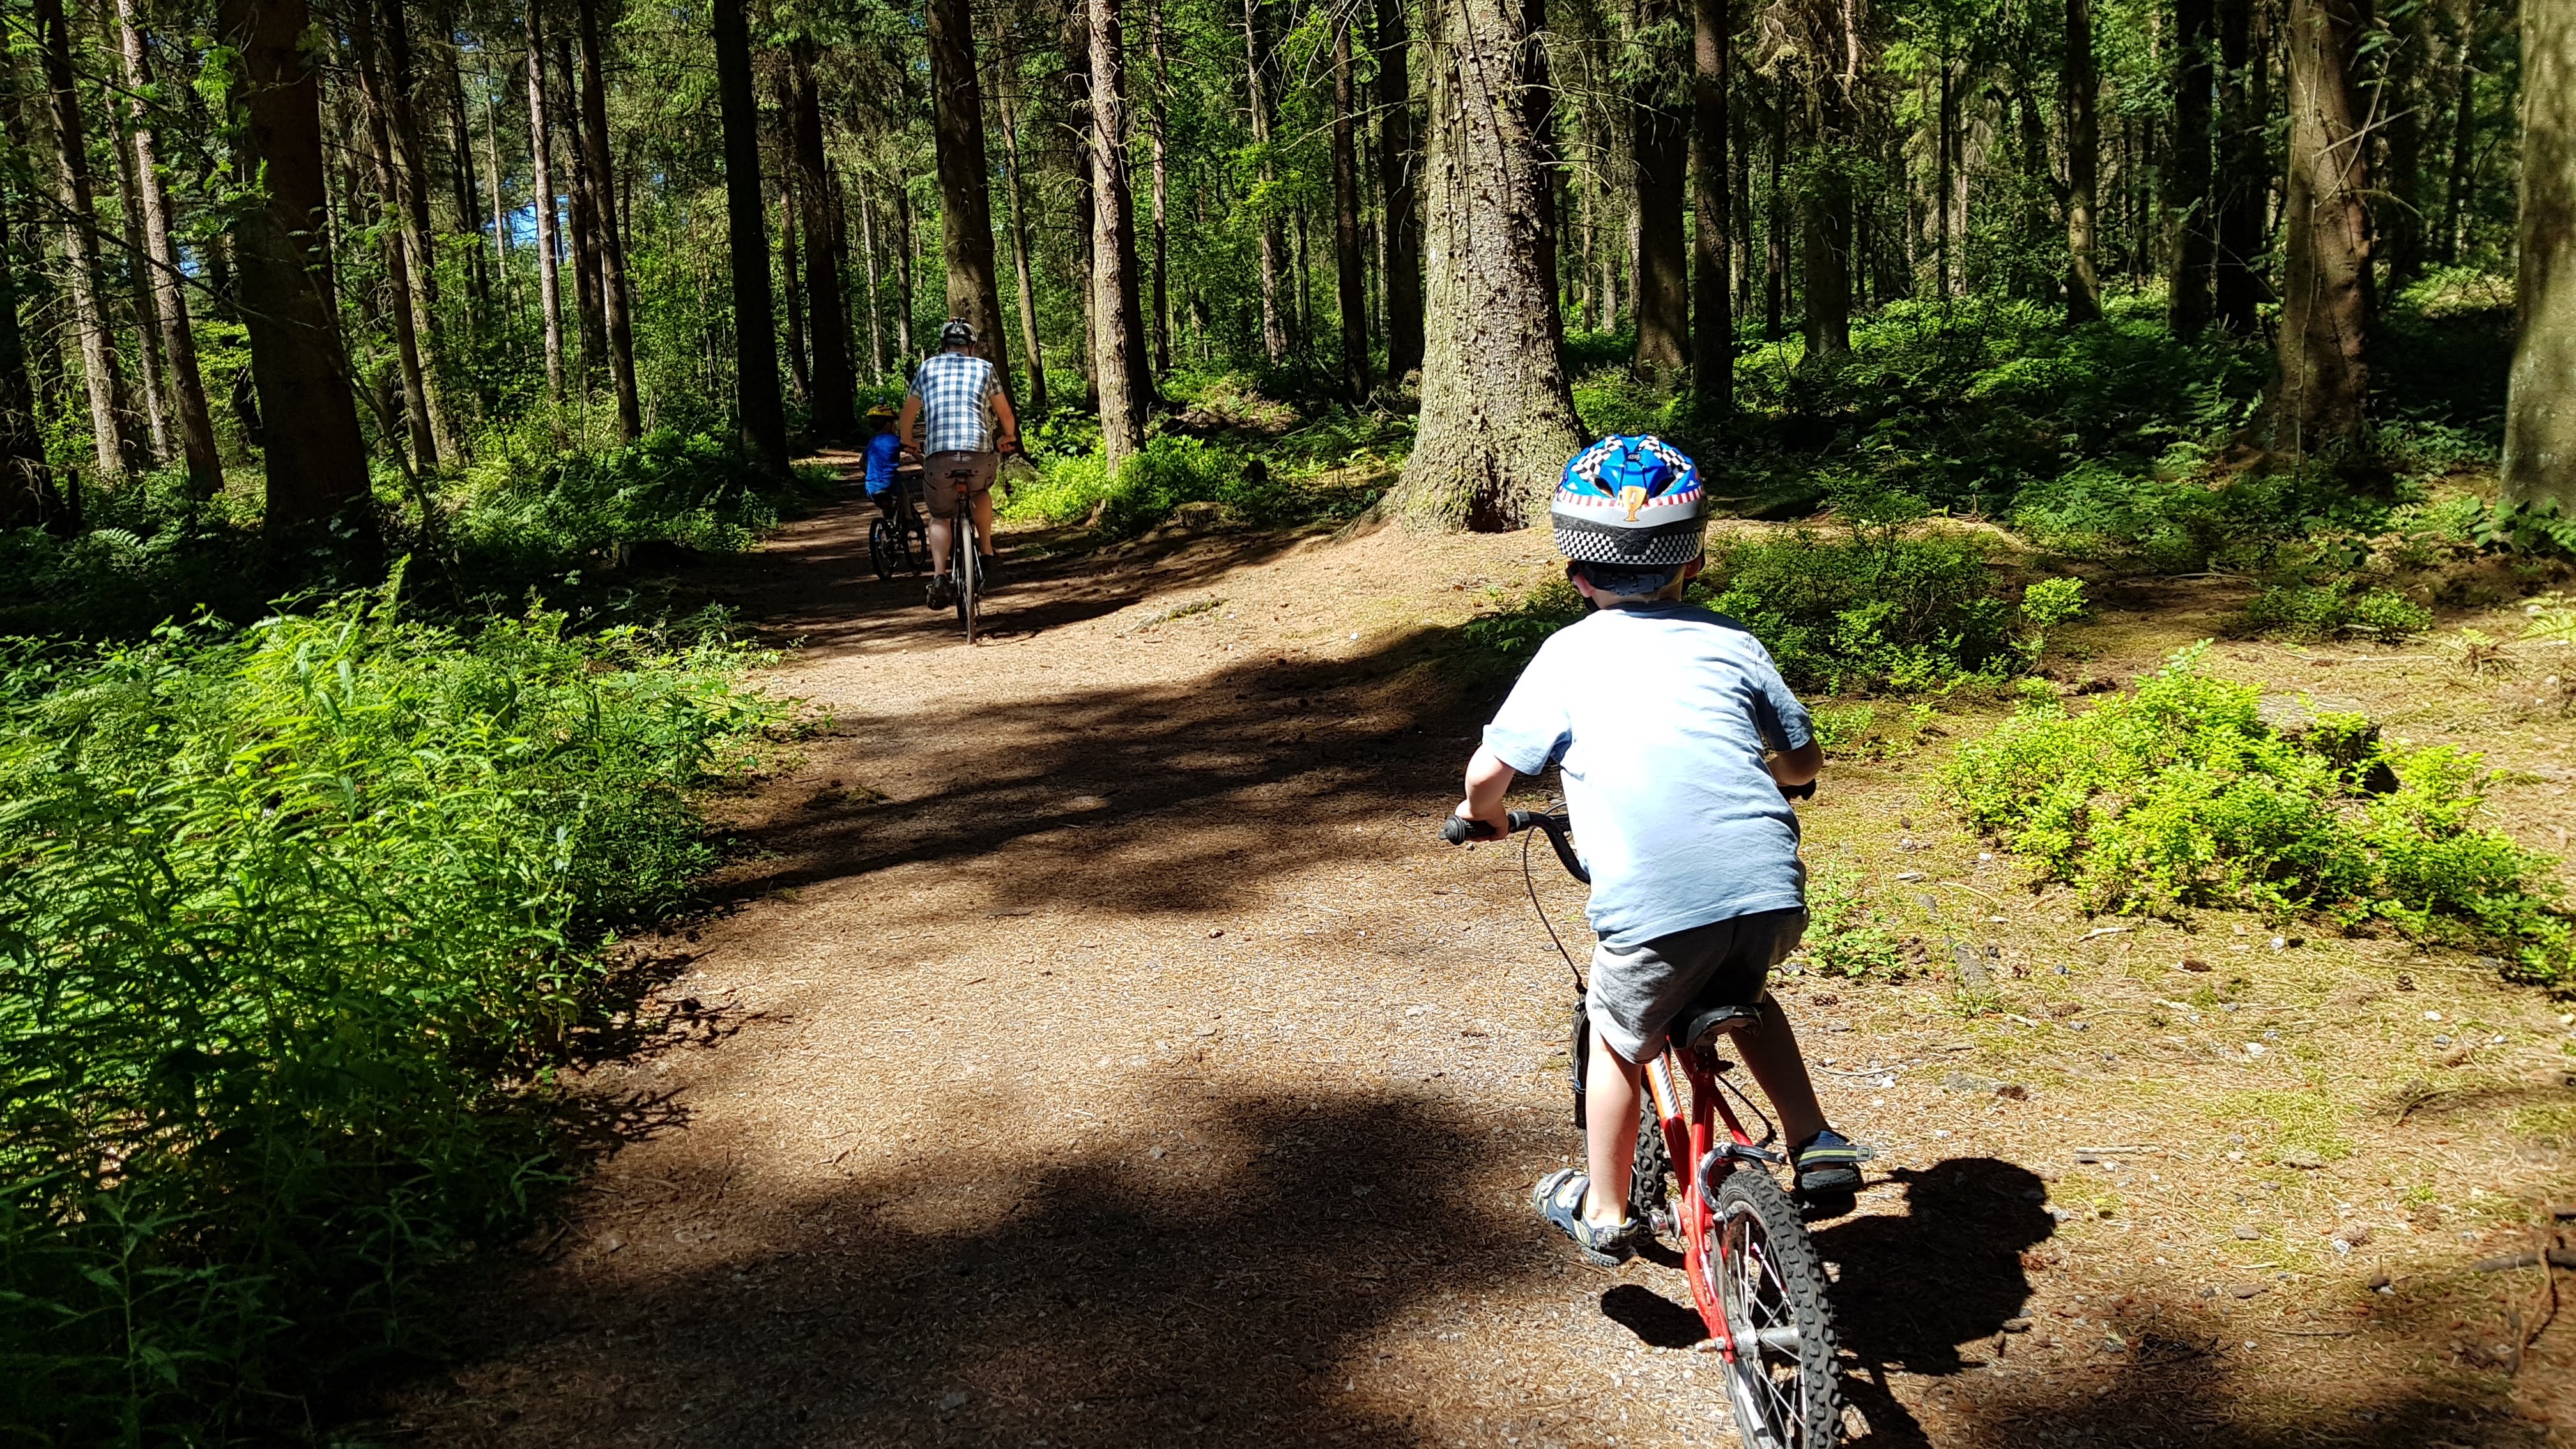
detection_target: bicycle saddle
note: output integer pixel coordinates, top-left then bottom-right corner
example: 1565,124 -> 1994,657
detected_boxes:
1676,992 -> 1770,1054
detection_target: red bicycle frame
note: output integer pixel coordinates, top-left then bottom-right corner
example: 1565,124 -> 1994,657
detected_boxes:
1641,1046 -> 1767,1359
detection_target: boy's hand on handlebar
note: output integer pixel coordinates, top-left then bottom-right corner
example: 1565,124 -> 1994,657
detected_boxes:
1451,799 -> 1509,842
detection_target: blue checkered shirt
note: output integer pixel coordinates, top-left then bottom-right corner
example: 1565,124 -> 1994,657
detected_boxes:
908,352 -> 1000,454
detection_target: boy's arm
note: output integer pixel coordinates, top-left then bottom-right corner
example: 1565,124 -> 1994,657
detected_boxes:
897,392 -> 923,452
1457,746 -> 1517,836
990,380 -> 1020,451
1770,740 -> 1823,788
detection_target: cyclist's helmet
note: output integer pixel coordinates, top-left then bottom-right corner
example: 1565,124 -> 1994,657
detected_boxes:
939,318 -> 979,348
1551,434 -> 1705,566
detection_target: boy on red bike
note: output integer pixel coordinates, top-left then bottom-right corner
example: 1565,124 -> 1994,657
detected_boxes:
1453,435 -> 1863,1266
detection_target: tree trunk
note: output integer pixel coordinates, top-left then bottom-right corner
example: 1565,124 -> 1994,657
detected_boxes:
1333,15 -> 1368,402
555,38 -> 608,389
377,0 -> 464,459
1244,0 -> 1288,362
858,184 -> 887,379
2377,0 -> 2428,294
2440,3 -> 2476,264
1936,25 -> 1954,296
446,45 -> 491,316
103,80 -> 171,466
0,191 -> 64,532
2501,0 -> 2573,513
991,20 -> 1051,414
1387,0 -> 1582,530
1764,87 -> 1786,339
1377,0 -> 1425,380
714,0 -> 786,471
34,0 -> 137,479
526,6 -> 566,407
217,0 -> 376,564
1632,0 -> 1689,379
928,0 -> 1015,399
896,185 -> 917,359
2170,0 -> 2216,335
1089,0 -> 1149,467
1147,0 -> 1172,376
2066,0 -> 2104,321
1689,0 -> 1733,409
2215,0 -> 2264,331
576,0 -> 642,436
788,42 -> 853,441
1521,0 -> 1564,351
781,186 -> 810,403
2271,0 -> 2372,454
354,9 -> 440,469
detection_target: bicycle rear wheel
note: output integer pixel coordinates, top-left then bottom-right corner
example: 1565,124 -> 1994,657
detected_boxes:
868,519 -> 893,579
1705,1168 -> 1841,1448
954,512 -> 978,643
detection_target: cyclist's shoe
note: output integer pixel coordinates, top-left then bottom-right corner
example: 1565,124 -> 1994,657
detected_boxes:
924,572 -> 956,610
1533,1168 -> 1646,1267
1790,1128 -> 1865,1195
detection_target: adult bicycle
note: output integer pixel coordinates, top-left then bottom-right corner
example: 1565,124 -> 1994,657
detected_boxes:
1440,805 -> 1844,1449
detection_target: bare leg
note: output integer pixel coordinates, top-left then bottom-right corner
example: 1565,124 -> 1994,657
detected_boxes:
926,516 -> 955,576
970,488 -> 997,555
1582,1026 -> 1645,1228
1735,997 -> 1829,1146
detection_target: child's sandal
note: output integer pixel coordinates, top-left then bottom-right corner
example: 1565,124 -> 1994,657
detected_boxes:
1533,1167 -> 1644,1266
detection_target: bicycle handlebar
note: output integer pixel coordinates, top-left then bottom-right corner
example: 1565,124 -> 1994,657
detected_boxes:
1441,809 -> 1590,884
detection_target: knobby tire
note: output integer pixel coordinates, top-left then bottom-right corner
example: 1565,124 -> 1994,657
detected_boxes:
1708,1167 -> 1842,1448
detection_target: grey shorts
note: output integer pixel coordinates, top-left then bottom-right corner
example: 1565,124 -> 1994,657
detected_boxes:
1587,908 -> 1807,1063
923,450 -> 998,519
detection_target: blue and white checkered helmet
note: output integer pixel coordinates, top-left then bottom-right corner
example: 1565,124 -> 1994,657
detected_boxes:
1551,434 -> 1705,567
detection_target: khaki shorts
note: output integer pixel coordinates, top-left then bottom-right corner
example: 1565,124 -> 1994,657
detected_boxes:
922,450 -> 999,519
1587,908 -> 1807,1063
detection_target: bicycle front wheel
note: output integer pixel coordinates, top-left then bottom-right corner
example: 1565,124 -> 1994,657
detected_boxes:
955,513 -> 977,643
1709,1168 -> 1842,1449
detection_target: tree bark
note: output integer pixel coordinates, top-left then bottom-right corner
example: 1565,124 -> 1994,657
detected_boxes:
2170,0 -> 2217,335
928,0 -> 1016,399
1333,14 -> 1368,402
2214,0 -> 2265,331
1764,85 -> 1786,339
446,44 -> 491,316
2501,0 -> 2573,513
1521,0 -> 1563,351
353,8 -> 441,469
781,181 -> 810,404
2440,3 -> 2476,264
102,73 -> 170,465
1147,0 -> 1172,378
1632,0 -> 1690,379
2377,0 -> 2429,294
34,0 -> 137,479
1387,0 -> 1582,530
576,0 -> 642,436
788,41 -> 854,441
0,187 -> 65,532
895,185 -> 917,359
1243,0 -> 1288,362
713,0 -> 786,471
377,0 -> 464,459
1089,0 -> 1149,468
1689,0 -> 1733,409
217,0 -> 375,564
2271,0 -> 2373,454
2066,0 -> 2104,321
858,183 -> 887,379
990,19 -> 1050,413
526,6 -> 566,407
1376,0 -> 1425,381
1936,23 -> 1954,296
555,38 -> 608,389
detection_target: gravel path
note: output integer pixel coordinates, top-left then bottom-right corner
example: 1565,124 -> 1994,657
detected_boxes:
389,479 -> 2563,1448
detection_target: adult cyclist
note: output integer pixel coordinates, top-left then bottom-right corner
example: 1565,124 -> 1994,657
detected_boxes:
897,319 -> 1020,610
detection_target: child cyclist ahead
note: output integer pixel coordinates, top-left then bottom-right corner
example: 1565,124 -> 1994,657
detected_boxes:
1453,435 -> 1864,1266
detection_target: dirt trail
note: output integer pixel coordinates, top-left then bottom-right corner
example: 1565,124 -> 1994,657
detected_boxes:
393,476 -> 2572,1448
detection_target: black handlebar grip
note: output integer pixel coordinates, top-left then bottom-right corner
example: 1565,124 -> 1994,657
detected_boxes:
1441,812 -> 1501,844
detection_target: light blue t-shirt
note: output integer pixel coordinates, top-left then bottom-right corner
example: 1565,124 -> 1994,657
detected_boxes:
1482,602 -> 1814,949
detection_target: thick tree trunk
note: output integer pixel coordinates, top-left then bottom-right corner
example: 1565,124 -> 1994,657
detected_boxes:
2066,0 -> 2103,322
713,0 -> 786,471
1333,15 -> 1368,402
789,42 -> 854,441
2271,0 -> 2373,453
1632,0 -> 1689,379
927,0 -> 1015,399
1690,0 -> 1732,409
2502,0 -> 2573,513
526,7 -> 566,406
576,0 -> 642,436
0,195 -> 65,532
1377,0 -> 1425,381
1520,0 -> 1563,350
34,0 -> 137,479
1244,0 -> 1288,362
2214,0 -> 2265,331
217,0 -> 375,564
1387,0 -> 1582,530
103,89 -> 171,464
1147,0 -> 1173,378
2377,0 -> 2428,294
2170,0 -> 2217,335
1089,0 -> 1149,467
991,18 -> 1050,414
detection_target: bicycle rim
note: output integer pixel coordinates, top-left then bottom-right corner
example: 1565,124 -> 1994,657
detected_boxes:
957,516 -> 977,643
1710,1170 -> 1842,1448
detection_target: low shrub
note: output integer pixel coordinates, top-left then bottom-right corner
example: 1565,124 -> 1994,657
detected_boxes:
0,587 -> 780,1439
1000,431 -> 1384,535
2235,579 -> 2434,643
1699,526 -> 2012,693
1798,861 -> 1910,978
1941,644 -> 2571,984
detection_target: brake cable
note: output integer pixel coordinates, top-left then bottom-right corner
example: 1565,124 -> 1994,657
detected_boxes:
1521,799 -> 1586,993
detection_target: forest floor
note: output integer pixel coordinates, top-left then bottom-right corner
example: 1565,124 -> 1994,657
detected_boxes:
383,462 -> 2576,1449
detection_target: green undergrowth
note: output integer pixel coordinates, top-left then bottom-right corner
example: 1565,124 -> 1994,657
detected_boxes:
1000,421 -> 1394,536
0,583 -> 782,1440
1942,643 -> 2572,986
2233,578 -> 2435,643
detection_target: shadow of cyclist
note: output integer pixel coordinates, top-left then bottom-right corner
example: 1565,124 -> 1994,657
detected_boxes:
1811,1156 -> 2055,1445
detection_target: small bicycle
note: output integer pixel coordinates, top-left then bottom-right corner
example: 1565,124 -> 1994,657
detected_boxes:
868,462 -> 930,580
1441,806 -> 1844,1449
